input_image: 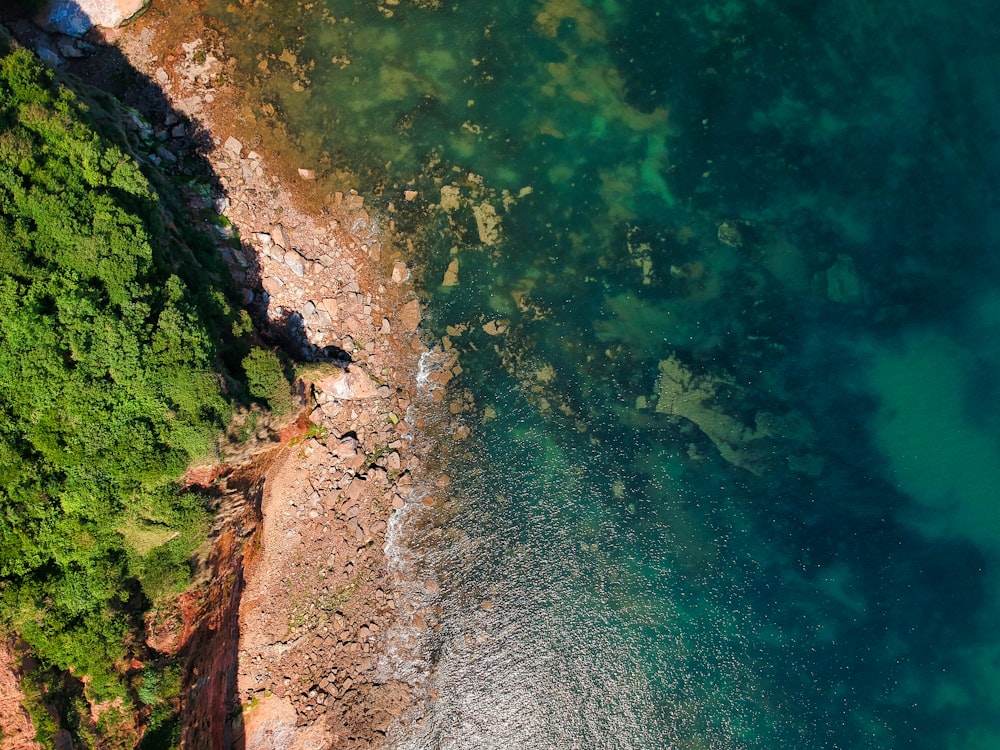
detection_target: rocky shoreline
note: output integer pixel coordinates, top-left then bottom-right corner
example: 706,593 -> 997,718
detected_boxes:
122,21 -> 434,749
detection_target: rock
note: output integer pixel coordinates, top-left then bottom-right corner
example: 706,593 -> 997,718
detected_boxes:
56,39 -> 84,58
821,254 -> 866,304
35,46 -> 62,68
473,201 -> 502,245
35,0 -> 148,36
242,695 -> 298,750
345,479 -> 366,502
223,136 -> 243,157
398,299 -> 422,332
717,220 -> 743,248
283,250 -> 306,278
655,354 -> 815,476
482,319 -> 508,336
316,368 -> 379,400
391,261 -> 409,283
334,436 -> 359,459
442,258 -> 459,287
297,168 -> 316,180
321,298 -> 338,317
262,276 -> 284,295
272,224 -> 292,250
404,189 -> 418,201
154,67 -> 169,84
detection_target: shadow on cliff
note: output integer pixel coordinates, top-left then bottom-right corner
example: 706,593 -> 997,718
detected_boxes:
2,12 -> 268,750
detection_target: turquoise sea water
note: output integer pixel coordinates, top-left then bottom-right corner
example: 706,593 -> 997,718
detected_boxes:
205,1 -> 1000,747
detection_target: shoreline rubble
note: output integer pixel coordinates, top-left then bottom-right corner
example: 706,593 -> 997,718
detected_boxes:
101,14 -> 433,749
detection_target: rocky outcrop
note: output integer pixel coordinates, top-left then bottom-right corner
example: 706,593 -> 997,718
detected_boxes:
35,0 -> 148,37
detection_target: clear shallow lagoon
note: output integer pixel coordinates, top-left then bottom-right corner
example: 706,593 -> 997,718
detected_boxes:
205,0 -> 1000,746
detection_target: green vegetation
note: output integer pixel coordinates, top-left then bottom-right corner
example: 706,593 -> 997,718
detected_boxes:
289,422 -> 328,447
242,346 -> 293,414
0,39 -> 290,746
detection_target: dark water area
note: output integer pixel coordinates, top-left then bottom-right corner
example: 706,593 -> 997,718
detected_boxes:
203,0 -> 1000,747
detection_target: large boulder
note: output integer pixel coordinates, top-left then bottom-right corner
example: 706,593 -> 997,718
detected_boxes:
314,367 -> 379,401
35,0 -> 148,37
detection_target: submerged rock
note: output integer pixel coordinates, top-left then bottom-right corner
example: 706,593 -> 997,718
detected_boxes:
473,201 -> 502,245
655,355 -> 817,476
819,253 -> 866,305
442,258 -> 460,287
717,220 -> 744,248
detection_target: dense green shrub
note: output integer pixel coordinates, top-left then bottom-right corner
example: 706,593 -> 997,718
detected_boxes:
242,346 -> 293,413
0,39 -> 253,746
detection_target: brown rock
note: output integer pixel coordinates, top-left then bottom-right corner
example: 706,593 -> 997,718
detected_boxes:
442,258 -> 459,287
242,695 -> 297,750
333,436 -> 359,459
345,479 -> 366,502
482,319 -> 509,336
399,299 -> 422,332
223,136 -> 243,157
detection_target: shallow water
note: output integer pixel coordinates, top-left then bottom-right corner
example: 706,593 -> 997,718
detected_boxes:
204,0 -> 1000,746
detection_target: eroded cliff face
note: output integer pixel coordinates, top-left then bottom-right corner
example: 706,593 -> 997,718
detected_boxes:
143,434 -> 286,750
